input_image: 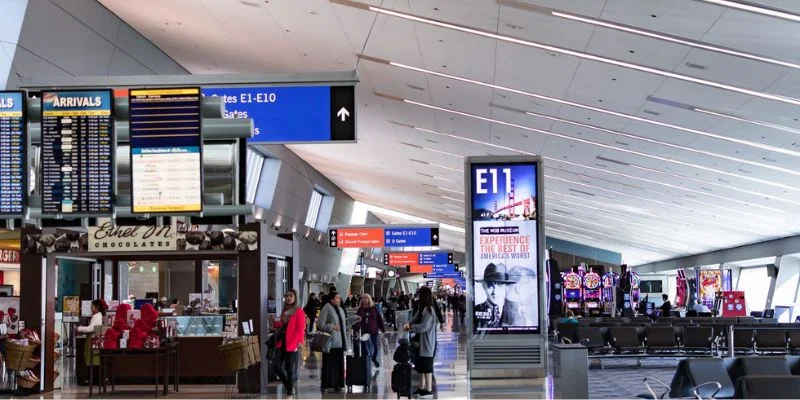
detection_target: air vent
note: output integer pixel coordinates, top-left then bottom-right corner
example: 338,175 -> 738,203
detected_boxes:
409,158 -> 429,165
406,84 -> 425,92
426,139 -> 440,144
596,156 -> 630,166
614,141 -> 630,146
685,194 -> 697,199
595,163 -> 607,168
738,168 -> 752,174
642,109 -> 660,116
422,183 -> 437,188
685,62 -> 707,70
700,187 -> 712,192
417,172 -> 434,178
718,178 -> 730,184
552,209 -> 573,215
473,345 -> 542,366
762,157 -> 777,163
569,189 -> 596,197
240,0 -> 261,7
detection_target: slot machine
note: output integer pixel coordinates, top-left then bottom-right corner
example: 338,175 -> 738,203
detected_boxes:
675,269 -> 688,309
630,271 -> 641,312
582,271 -> 602,316
563,272 -> 583,312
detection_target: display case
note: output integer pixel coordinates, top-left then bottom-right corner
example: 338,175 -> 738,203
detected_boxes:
162,315 -> 223,337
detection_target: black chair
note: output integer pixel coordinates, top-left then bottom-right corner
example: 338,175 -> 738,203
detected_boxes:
611,327 -> 644,353
576,327 -> 608,354
683,326 -> 714,354
733,328 -> 755,354
788,329 -> 800,354
556,322 -> 578,343
733,376 -> 800,399
646,327 -> 678,353
755,329 -> 787,354
788,355 -> 800,375
669,359 -> 734,399
729,356 -> 791,385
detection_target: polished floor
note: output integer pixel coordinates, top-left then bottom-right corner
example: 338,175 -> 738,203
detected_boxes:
0,313 -> 677,398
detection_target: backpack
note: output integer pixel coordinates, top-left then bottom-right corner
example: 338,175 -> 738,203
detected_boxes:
393,338 -> 411,364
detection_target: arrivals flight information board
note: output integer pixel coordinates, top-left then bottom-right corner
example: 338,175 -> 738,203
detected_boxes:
129,87 -> 202,213
41,90 -> 113,215
0,91 -> 25,216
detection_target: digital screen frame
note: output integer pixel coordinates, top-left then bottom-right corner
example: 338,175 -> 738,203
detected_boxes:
0,90 -> 27,217
467,157 -> 544,335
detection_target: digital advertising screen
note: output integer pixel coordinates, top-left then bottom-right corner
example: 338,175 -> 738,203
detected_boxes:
697,269 -> 721,309
129,87 -> 203,213
0,91 -> 26,216
41,90 -> 114,215
470,161 -> 540,334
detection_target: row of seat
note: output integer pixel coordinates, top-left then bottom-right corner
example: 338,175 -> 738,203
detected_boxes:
648,356 -> 800,399
557,324 -> 800,354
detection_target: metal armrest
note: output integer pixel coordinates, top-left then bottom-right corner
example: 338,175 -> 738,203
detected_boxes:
643,376 -> 670,399
691,381 -> 722,399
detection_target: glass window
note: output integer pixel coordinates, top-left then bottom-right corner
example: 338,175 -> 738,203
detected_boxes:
305,189 -> 324,228
736,266 -> 772,313
246,148 -> 265,204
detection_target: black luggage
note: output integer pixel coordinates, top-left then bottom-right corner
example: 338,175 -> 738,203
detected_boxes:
391,363 -> 414,399
345,336 -> 372,391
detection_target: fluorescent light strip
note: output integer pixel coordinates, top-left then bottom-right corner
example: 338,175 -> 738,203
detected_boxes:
365,5 -> 800,106
429,162 -> 463,173
438,186 -> 465,195
694,108 -> 800,136
404,99 -> 800,193
441,195 -> 465,203
386,61 -> 800,164
701,0 -> 800,22
548,158 -> 788,215
423,147 -> 464,158
552,10 -> 800,70
545,175 -> 778,233
522,108 -> 800,175
433,175 -> 452,182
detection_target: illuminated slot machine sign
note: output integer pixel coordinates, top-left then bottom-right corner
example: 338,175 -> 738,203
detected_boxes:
583,272 -> 602,311
563,272 -> 582,310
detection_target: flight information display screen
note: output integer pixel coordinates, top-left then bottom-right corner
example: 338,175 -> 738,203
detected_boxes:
41,90 -> 114,215
0,91 -> 26,216
129,87 -> 203,213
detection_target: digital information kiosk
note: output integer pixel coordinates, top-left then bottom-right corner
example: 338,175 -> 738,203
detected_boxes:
466,155 -> 547,379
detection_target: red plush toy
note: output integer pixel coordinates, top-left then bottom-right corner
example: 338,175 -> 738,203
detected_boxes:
129,303 -> 158,349
103,304 -> 131,349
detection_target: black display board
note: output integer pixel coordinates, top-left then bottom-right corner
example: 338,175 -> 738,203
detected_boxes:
40,90 -> 114,215
0,91 -> 26,217
129,87 -> 203,213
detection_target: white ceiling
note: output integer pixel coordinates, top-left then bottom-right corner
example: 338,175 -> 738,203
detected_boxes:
100,0 -> 800,265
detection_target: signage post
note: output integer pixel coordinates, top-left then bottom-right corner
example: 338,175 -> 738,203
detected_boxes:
465,156 -> 546,379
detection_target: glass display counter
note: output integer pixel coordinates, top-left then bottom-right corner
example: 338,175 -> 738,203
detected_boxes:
162,315 -> 223,337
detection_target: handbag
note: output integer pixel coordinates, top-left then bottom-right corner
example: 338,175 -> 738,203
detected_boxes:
310,331 -> 332,353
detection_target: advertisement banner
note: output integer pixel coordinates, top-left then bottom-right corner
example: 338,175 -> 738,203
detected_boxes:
63,295 -> 80,323
697,269 -> 721,309
471,162 -> 539,334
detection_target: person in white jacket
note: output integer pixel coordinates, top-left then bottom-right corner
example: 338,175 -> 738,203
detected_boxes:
76,300 -> 106,334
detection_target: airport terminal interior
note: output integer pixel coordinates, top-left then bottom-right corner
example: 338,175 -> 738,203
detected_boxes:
3,0 -> 800,398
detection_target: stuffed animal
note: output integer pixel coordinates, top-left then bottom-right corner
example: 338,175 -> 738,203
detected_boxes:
103,304 -> 131,349
129,303 -> 158,349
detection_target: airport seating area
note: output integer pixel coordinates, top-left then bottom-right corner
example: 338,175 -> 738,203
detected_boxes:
554,317 -> 800,356
640,355 -> 800,399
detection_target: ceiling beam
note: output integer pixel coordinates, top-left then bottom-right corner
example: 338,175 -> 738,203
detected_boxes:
633,234 -> 800,273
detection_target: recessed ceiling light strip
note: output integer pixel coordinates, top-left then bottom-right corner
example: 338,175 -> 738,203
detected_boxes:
382,61 -> 800,162
518,107 -> 800,174
551,10 -> 800,70
402,98 -> 800,193
699,0 -> 800,23
694,108 -> 800,135
547,221 -> 692,253
360,4 -> 800,106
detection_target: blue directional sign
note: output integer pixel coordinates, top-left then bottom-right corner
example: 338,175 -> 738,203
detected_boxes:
424,271 -> 464,279
384,227 -> 440,247
202,85 -> 355,144
419,252 -> 453,265
431,264 -> 457,273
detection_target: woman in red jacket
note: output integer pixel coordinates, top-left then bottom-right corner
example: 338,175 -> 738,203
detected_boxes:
272,289 -> 306,399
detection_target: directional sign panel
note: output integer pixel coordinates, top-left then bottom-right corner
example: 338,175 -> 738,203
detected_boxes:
329,228 -> 383,248
384,251 -> 452,266
202,85 -> 355,144
419,251 -> 452,265
384,227 -> 439,247
384,252 -> 418,266
407,265 -> 433,274
424,271 -> 463,279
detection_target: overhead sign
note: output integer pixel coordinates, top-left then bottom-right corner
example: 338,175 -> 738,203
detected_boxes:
406,265 -> 433,274
41,89 -> 114,215
424,271 -> 463,279
384,251 -> 452,266
202,85 -> 355,143
329,225 -> 439,248
0,91 -> 25,216
470,159 -> 541,335
88,223 -> 177,252
129,87 -> 203,213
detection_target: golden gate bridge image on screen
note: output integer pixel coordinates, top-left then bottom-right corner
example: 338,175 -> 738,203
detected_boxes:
488,178 -> 537,220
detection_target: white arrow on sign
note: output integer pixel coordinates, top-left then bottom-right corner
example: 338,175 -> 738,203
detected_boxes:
337,107 -> 350,122
432,235 -> 438,240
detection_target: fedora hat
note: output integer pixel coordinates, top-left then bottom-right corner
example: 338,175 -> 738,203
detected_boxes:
478,263 -> 518,284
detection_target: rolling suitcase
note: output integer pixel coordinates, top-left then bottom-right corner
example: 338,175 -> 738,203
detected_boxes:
391,363 -> 414,399
345,336 -> 372,391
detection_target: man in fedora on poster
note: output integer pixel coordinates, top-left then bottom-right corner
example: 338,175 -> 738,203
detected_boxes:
475,263 -> 519,329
